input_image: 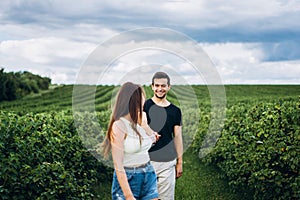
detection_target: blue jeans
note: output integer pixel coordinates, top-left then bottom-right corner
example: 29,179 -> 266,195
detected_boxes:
112,162 -> 158,200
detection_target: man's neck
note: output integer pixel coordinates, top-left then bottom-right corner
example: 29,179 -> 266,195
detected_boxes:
151,96 -> 170,107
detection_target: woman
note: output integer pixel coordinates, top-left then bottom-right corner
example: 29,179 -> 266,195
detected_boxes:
102,82 -> 160,200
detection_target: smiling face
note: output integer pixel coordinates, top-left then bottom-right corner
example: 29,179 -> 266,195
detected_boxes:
151,78 -> 171,99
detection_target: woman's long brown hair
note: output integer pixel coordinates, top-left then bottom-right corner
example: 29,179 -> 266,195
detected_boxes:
102,82 -> 145,159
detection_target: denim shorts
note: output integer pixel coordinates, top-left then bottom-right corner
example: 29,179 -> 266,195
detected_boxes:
112,162 -> 158,200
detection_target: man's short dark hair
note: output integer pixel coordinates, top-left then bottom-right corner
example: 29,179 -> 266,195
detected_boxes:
152,72 -> 170,85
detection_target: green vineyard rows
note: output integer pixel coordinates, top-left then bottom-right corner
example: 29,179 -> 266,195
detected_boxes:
0,84 -> 299,199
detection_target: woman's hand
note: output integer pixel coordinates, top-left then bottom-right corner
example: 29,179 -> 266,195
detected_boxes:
125,193 -> 136,200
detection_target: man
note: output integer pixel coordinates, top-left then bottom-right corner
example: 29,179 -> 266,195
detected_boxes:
143,71 -> 183,200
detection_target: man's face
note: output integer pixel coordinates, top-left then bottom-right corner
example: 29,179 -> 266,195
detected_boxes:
151,78 -> 170,99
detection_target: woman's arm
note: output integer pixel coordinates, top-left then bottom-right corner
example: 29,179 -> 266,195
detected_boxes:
141,112 -> 160,142
111,122 -> 136,200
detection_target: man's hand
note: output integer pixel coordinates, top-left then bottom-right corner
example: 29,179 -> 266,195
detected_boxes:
176,161 -> 183,179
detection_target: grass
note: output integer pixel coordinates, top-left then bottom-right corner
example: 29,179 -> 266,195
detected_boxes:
92,148 -> 253,200
175,148 -> 252,200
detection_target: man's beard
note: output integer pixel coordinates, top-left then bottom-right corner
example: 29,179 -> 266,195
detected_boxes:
155,93 -> 166,99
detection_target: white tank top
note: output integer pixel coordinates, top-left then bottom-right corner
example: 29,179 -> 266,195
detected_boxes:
120,117 -> 152,166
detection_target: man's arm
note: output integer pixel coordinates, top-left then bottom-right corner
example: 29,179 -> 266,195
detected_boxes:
174,125 -> 183,179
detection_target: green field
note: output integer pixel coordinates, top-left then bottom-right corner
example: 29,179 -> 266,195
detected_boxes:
0,85 -> 299,199
1,84 -> 299,113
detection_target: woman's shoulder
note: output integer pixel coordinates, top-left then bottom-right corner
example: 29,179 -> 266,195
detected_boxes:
112,118 -> 128,133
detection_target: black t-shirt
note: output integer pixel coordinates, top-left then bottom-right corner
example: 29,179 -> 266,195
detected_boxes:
143,99 -> 182,162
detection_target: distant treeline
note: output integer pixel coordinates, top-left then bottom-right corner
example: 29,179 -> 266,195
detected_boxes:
0,68 -> 51,102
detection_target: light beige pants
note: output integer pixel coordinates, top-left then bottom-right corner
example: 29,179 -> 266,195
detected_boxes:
151,159 -> 177,200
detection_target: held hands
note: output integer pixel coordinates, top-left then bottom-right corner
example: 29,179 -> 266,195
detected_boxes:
150,131 -> 161,144
153,132 -> 161,142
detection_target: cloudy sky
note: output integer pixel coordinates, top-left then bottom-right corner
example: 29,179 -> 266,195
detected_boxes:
0,0 -> 299,84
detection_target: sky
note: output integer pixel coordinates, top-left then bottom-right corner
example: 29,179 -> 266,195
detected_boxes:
0,0 -> 300,85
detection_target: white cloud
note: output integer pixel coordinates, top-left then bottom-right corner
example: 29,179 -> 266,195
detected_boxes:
0,0 -> 299,84
202,42 -> 264,64
0,37 -> 97,84
2,36 -> 298,85
0,37 -> 95,64
202,42 -> 300,84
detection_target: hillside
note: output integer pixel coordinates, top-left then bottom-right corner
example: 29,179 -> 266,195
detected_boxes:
0,84 -> 299,114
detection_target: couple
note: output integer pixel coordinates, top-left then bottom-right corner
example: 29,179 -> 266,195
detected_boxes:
102,72 -> 183,200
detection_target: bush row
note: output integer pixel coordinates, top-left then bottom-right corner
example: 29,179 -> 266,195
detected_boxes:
198,99 -> 300,199
0,111 -> 112,199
